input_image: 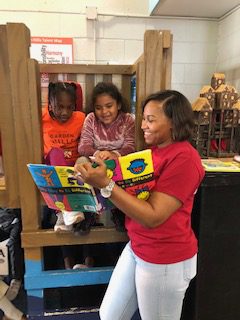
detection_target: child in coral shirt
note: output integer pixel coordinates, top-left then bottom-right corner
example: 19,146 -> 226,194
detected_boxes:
42,82 -> 85,231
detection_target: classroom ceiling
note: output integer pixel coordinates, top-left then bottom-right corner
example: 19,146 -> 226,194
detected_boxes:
150,0 -> 240,18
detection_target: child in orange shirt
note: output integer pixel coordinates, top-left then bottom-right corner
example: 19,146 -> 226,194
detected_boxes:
42,82 -> 85,231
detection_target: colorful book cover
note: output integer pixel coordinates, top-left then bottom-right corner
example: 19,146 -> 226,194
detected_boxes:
27,164 -> 100,212
105,149 -> 155,201
201,159 -> 240,172
28,149 -> 156,212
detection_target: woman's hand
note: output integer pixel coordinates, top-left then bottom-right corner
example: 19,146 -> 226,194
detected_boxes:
74,158 -> 110,189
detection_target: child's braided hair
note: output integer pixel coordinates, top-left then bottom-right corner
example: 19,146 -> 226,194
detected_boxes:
48,82 -> 77,119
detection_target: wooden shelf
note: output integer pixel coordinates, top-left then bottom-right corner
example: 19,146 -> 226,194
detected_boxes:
22,227 -> 129,248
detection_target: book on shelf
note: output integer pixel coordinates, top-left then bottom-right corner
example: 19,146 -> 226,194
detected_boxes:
201,159 -> 240,172
27,149 -> 155,213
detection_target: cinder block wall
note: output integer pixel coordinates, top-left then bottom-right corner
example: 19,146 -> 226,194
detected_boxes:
217,6 -> 240,91
0,0 -> 218,102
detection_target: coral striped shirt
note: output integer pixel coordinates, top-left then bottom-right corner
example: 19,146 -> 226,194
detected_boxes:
78,112 -> 135,157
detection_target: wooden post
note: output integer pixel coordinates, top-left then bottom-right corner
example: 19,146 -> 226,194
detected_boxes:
6,23 -> 42,230
135,30 -> 173,150
121,75 -> 131,108
135,60 -> 145,150
85,74 -> 95,109
162,32 -> 173,90
0,25 -> 20,207
144,30 -> 164,96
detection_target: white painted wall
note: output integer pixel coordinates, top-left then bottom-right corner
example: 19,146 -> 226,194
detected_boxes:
217,6 -> 240,91
0,1 -> 218,102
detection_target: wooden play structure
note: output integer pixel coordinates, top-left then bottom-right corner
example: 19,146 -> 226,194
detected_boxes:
0,23 -> 173,319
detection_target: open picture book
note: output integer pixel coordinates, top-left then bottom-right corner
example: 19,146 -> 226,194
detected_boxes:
27,149 -> 155,213
201,159 -> 240,172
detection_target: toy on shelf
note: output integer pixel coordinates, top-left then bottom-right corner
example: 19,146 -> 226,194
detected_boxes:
192,97 -> 212,157
211,72 -> 225,90
192,73 -> 240,158
200,86 -> 216,108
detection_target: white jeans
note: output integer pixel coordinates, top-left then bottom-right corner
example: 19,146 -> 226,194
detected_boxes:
100,242 -> 197,320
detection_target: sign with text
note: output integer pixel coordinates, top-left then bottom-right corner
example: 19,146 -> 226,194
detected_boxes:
30,37 -> 73,88
30,37 -> 73,64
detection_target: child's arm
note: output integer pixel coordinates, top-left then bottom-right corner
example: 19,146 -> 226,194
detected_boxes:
78,114 -> 98,157
114,114 -> 135,156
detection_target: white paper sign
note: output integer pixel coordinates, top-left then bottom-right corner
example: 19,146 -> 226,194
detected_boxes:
30,37 -> 73,64
0,239 -> 9,276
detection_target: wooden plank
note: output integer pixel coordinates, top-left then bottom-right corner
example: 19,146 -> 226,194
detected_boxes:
22,228 -> 128,248
0,176 -> 5,191
135,61 -> 145,151
48,73 -> 59,82
121,75 -> 131,108
7,22 -> 30,58
85,74 -> 95,110
6,23 -> 40,230
0,190 -> 8,207
144,30 -> 164,96
67,74 -> 77,82
24,247 -> 42,262
163,30 -> 171,48
27,60 -> 42,228
132,54 -> 144,74
0,24 -> 20,207
162,33 -> 173,89
25,268 -> 113,289
39,64 -> 133,75
28,60 -> 43,162
103,74 -> 112,83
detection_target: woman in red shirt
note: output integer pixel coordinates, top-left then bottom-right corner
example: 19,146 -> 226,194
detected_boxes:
75,90 -> 205,320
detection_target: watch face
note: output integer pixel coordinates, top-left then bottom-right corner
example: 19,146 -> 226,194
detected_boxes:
100,188 -> 111,198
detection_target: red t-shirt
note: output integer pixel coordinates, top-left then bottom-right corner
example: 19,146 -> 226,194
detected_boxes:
42,108 -> 85,165
125,141 -> 205,264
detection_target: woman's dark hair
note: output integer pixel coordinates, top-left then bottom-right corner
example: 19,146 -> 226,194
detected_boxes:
142,90 -> 194,141
48,82 -> 77,118
86,82 -> 130,114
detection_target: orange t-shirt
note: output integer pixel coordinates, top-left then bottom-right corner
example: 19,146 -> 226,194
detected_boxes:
42,107 -> 85,165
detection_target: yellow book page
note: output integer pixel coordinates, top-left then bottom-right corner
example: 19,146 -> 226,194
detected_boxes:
119,149 -> 154,180
55,166 -> 91,188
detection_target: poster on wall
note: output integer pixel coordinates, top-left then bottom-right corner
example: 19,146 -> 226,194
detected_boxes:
30,37 -> 73,64
30,37 -> 73,88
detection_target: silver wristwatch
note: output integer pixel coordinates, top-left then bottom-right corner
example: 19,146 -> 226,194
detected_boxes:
100,179 -> 115,198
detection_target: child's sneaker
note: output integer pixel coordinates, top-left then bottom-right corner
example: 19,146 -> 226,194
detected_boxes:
54,212 -> 72,232
72,257 -> 94,269
62,211 -> 85,226
72,263 -> 88,269
5,279 -> 22,301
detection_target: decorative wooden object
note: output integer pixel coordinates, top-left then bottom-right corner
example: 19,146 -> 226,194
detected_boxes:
199,85 -> 216,108
211,72 -> 225,90
192,97 -> 212,157
215,84 -> 238,109
193,73 -> 240,158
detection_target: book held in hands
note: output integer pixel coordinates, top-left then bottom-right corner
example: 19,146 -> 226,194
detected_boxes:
27,149 -> 156,213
